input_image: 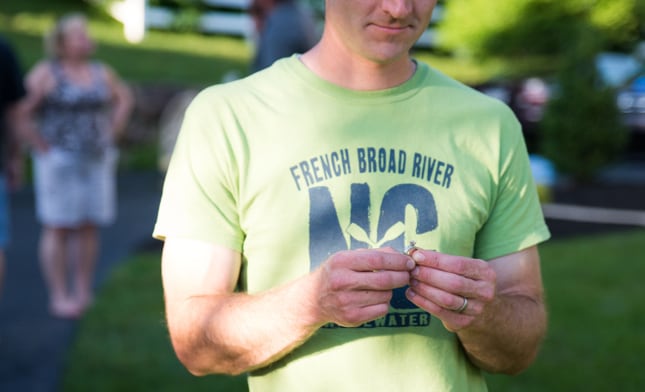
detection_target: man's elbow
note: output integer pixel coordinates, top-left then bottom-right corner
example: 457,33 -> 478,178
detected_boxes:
472,346 -> 540,375
497,349 -> 541,375
170,336 -> 248,377
482,330 -> 546,375
173,346 -> 213,377
502,300 -> 548,375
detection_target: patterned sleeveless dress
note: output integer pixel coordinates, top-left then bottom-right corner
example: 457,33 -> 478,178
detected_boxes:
33,61 -> 118,227
38,61 -> 112,155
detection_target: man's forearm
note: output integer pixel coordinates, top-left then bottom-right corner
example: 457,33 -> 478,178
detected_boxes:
162,243 -> 415,376
167,273 -> 324,376
457,293 -> 547,375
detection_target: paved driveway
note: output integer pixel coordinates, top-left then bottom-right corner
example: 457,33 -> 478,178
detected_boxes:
0,170 -> 162,392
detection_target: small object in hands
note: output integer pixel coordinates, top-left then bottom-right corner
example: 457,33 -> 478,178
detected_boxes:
455,297 -> 468,313
404,241 -> 419,256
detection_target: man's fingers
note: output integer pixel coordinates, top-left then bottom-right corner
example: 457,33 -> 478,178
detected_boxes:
411,264 -> 496,301
409,279 -> 478,313
334,302 -> 391,327
363,270 -> 411,290
411,250 -> 493,281
329,268 -> 411,292
333,250 -> 416,272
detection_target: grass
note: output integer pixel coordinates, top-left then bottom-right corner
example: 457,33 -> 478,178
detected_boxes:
0,0 -> 253,87
1,0 -> 254,172
61,251 -> 249,392
0,0 -> 549,88
10,3 -> 640,389
486,229 -> 645,391
1,0 -> 555,174
62,229 -> 645,391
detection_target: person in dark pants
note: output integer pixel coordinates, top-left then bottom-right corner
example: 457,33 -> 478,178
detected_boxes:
249,0 -> 318,72
0,36 -> 27,300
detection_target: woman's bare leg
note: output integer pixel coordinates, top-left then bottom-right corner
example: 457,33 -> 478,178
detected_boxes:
40,225 -> 79,318
71,223 -> 99,312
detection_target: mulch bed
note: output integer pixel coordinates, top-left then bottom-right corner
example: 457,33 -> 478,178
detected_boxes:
546,182 -> 645,240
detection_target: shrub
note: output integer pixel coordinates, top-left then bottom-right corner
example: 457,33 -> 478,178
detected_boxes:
539,25 -> 628,183
438,0 -> 644,59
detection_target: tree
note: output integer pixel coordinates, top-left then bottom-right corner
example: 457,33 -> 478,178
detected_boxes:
539,25 -> 628,183
438,1 -> 635,183
438,0 -> 644,59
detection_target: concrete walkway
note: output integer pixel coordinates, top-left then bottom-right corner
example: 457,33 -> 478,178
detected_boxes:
0,170 -> 163,392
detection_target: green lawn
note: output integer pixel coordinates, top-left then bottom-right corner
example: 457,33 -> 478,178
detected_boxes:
9,3 -> 640,390
62,230 -> 645,391
486,229 -> 645,391
1,0 -> 550,173
61,251 -> 248,392
0,0 -> 253,87
1,0 -> 542,87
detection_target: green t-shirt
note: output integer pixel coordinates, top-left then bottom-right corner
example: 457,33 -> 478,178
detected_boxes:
154,55 -> 551,391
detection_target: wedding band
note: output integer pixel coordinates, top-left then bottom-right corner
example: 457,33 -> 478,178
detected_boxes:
404,241 -> 418,256
456,297 -> 468,313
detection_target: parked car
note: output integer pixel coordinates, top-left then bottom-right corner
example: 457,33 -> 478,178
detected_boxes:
596,52 -> 641,88
477,51 -> 645,136
617,74 -> 645,133
475,77 -> 550,152
596,51 -> 645,134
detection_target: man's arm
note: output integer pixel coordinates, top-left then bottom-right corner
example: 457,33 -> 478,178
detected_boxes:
161,238 -> 414,376
405,246 -> 547,374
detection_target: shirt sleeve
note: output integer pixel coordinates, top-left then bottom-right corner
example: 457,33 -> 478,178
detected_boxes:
152,87 -> 244,251
474,110 -> 551,260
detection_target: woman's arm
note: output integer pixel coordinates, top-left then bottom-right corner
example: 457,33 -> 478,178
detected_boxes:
103,64 -> 133,142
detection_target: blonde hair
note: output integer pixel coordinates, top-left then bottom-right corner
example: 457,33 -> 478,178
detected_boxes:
44,13 -> 87,59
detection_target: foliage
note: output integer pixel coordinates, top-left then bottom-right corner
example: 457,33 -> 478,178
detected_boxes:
170,6 -> 202,32
0,2 -> 252,86
149,0 -> 202,6
118,142 -> 160,171
438,0 -> 645,59
539,25 -> 628,183
0,0 -> 509,87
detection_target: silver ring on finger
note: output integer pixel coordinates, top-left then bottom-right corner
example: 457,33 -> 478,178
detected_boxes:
455,297 -> 468,313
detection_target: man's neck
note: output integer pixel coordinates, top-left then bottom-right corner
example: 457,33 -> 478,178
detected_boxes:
300,42 -> 416,91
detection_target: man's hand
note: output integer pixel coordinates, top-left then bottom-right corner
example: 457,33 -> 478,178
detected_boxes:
405,249 -> 496,332
162,241 -> 416,375
404,246 -> 546,374
314,248 -> 415,327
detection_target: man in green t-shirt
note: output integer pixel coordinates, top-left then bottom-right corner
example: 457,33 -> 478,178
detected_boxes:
154,1 -> 550,390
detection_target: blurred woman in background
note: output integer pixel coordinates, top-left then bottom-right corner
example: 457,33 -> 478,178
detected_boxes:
20,13 -> 133,318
